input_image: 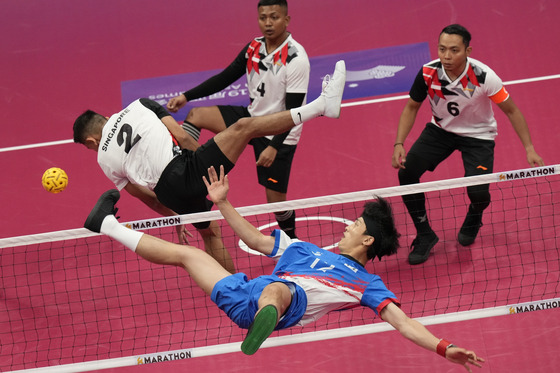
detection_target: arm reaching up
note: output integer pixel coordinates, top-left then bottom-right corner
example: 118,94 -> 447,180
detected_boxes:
204,166 -> 275,255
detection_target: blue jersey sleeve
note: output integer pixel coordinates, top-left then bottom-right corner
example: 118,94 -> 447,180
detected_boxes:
267,229 -> 298,259
361,276 -> 400,315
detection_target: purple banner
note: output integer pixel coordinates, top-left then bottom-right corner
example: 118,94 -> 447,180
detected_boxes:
121,42 -> 430,121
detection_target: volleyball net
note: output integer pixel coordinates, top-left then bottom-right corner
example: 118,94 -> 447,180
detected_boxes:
1,165 -> 559,372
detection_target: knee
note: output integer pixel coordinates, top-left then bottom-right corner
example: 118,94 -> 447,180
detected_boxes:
259,282 -> 292,312
467,185 -> 491,211
233,117 -> 251,130
185,107 -> 202,124
228,117 -> 254,138
176,245 -> 196,268
398,155 -> 428,185
398,167 -> 420,185
263,282 -> 287,297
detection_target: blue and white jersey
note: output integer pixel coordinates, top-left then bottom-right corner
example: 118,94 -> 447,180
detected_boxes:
269,230 -> 400,326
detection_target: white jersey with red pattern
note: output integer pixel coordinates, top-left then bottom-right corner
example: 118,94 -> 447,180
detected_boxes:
245,34 -> 310,145
410,57 -> 510,140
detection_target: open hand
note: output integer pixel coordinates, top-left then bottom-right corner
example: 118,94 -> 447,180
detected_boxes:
446,347 -> 485,372
203,165 -> 229,205
176,224 -> 193,244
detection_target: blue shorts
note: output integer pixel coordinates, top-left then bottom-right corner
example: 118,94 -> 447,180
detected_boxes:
210,273 -> 307,330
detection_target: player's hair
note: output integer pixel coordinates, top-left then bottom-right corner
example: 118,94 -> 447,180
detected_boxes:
362,197 -> 400,261
440,24 -> 472,47
258,0 -> 288,11
73,110 -> 107,145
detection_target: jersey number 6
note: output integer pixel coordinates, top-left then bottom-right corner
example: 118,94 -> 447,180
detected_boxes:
447,102 -> 460,117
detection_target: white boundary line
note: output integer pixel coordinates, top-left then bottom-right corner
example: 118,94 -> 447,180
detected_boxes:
6,297 -> 559,373
1,74 -> 559,154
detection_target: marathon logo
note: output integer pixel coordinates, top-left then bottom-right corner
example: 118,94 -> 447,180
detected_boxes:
125,216 -> 182,230
499,166 -> 556,181
137,349 -> 192,364
508,298 -> 560,314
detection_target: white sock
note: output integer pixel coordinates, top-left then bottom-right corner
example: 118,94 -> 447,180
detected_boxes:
100,215 -> 143,252
290,96 -> 325,125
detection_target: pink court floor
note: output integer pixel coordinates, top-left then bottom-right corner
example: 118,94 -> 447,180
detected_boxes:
1,0 -> 560,372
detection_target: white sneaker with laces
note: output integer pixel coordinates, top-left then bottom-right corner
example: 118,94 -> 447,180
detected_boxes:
321,60 -> 346,118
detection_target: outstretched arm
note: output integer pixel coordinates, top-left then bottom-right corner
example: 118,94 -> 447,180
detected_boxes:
380,302 -> 485,372
497,97 -> 544,167
204,166 -> 276,255
167,46 -> 247,113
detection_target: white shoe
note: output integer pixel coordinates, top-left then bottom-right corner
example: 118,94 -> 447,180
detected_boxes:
322,60 -> 346,118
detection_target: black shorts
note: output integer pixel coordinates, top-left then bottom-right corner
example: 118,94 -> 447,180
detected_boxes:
405,123 -> 495,178
218,105 -> 250,126
154,138 -> 234,229
218,105 -> 297,193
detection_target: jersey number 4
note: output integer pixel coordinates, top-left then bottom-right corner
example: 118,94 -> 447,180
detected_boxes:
257,82 -> 266,97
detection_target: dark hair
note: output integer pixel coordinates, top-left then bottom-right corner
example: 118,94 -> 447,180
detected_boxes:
258,0 -> 288,11
361,197 -> 400,261
73,110 -> 106,144
440,24 -> 472,47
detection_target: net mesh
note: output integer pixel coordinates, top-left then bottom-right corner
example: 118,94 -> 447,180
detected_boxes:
1,166 -> 559,371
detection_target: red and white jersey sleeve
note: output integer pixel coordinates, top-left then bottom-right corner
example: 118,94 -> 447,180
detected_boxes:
245,34 -> 310,145
410,57 -> 509,140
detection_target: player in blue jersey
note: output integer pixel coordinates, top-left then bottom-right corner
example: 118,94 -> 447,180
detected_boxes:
83,166 -> 484,370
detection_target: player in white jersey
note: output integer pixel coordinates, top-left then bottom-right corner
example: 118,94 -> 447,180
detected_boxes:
73,60 -> 345,273
82,165 -> 485,370
166,0 -> 310,239
391,24 -> 544,265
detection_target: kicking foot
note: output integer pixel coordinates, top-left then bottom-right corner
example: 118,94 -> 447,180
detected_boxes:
84,189 -> 120,233
408,230 -> 439,265
241,304 -> 278,355
321,60 -> 346,118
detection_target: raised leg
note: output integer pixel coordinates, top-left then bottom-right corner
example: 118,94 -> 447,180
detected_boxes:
214,60 -> 347,164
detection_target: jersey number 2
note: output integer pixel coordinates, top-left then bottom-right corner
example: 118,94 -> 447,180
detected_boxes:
117,124 -> 141,154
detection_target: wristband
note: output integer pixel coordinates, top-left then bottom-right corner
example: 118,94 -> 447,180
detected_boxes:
436,339 -> 454,357
394,142 -> 403,147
